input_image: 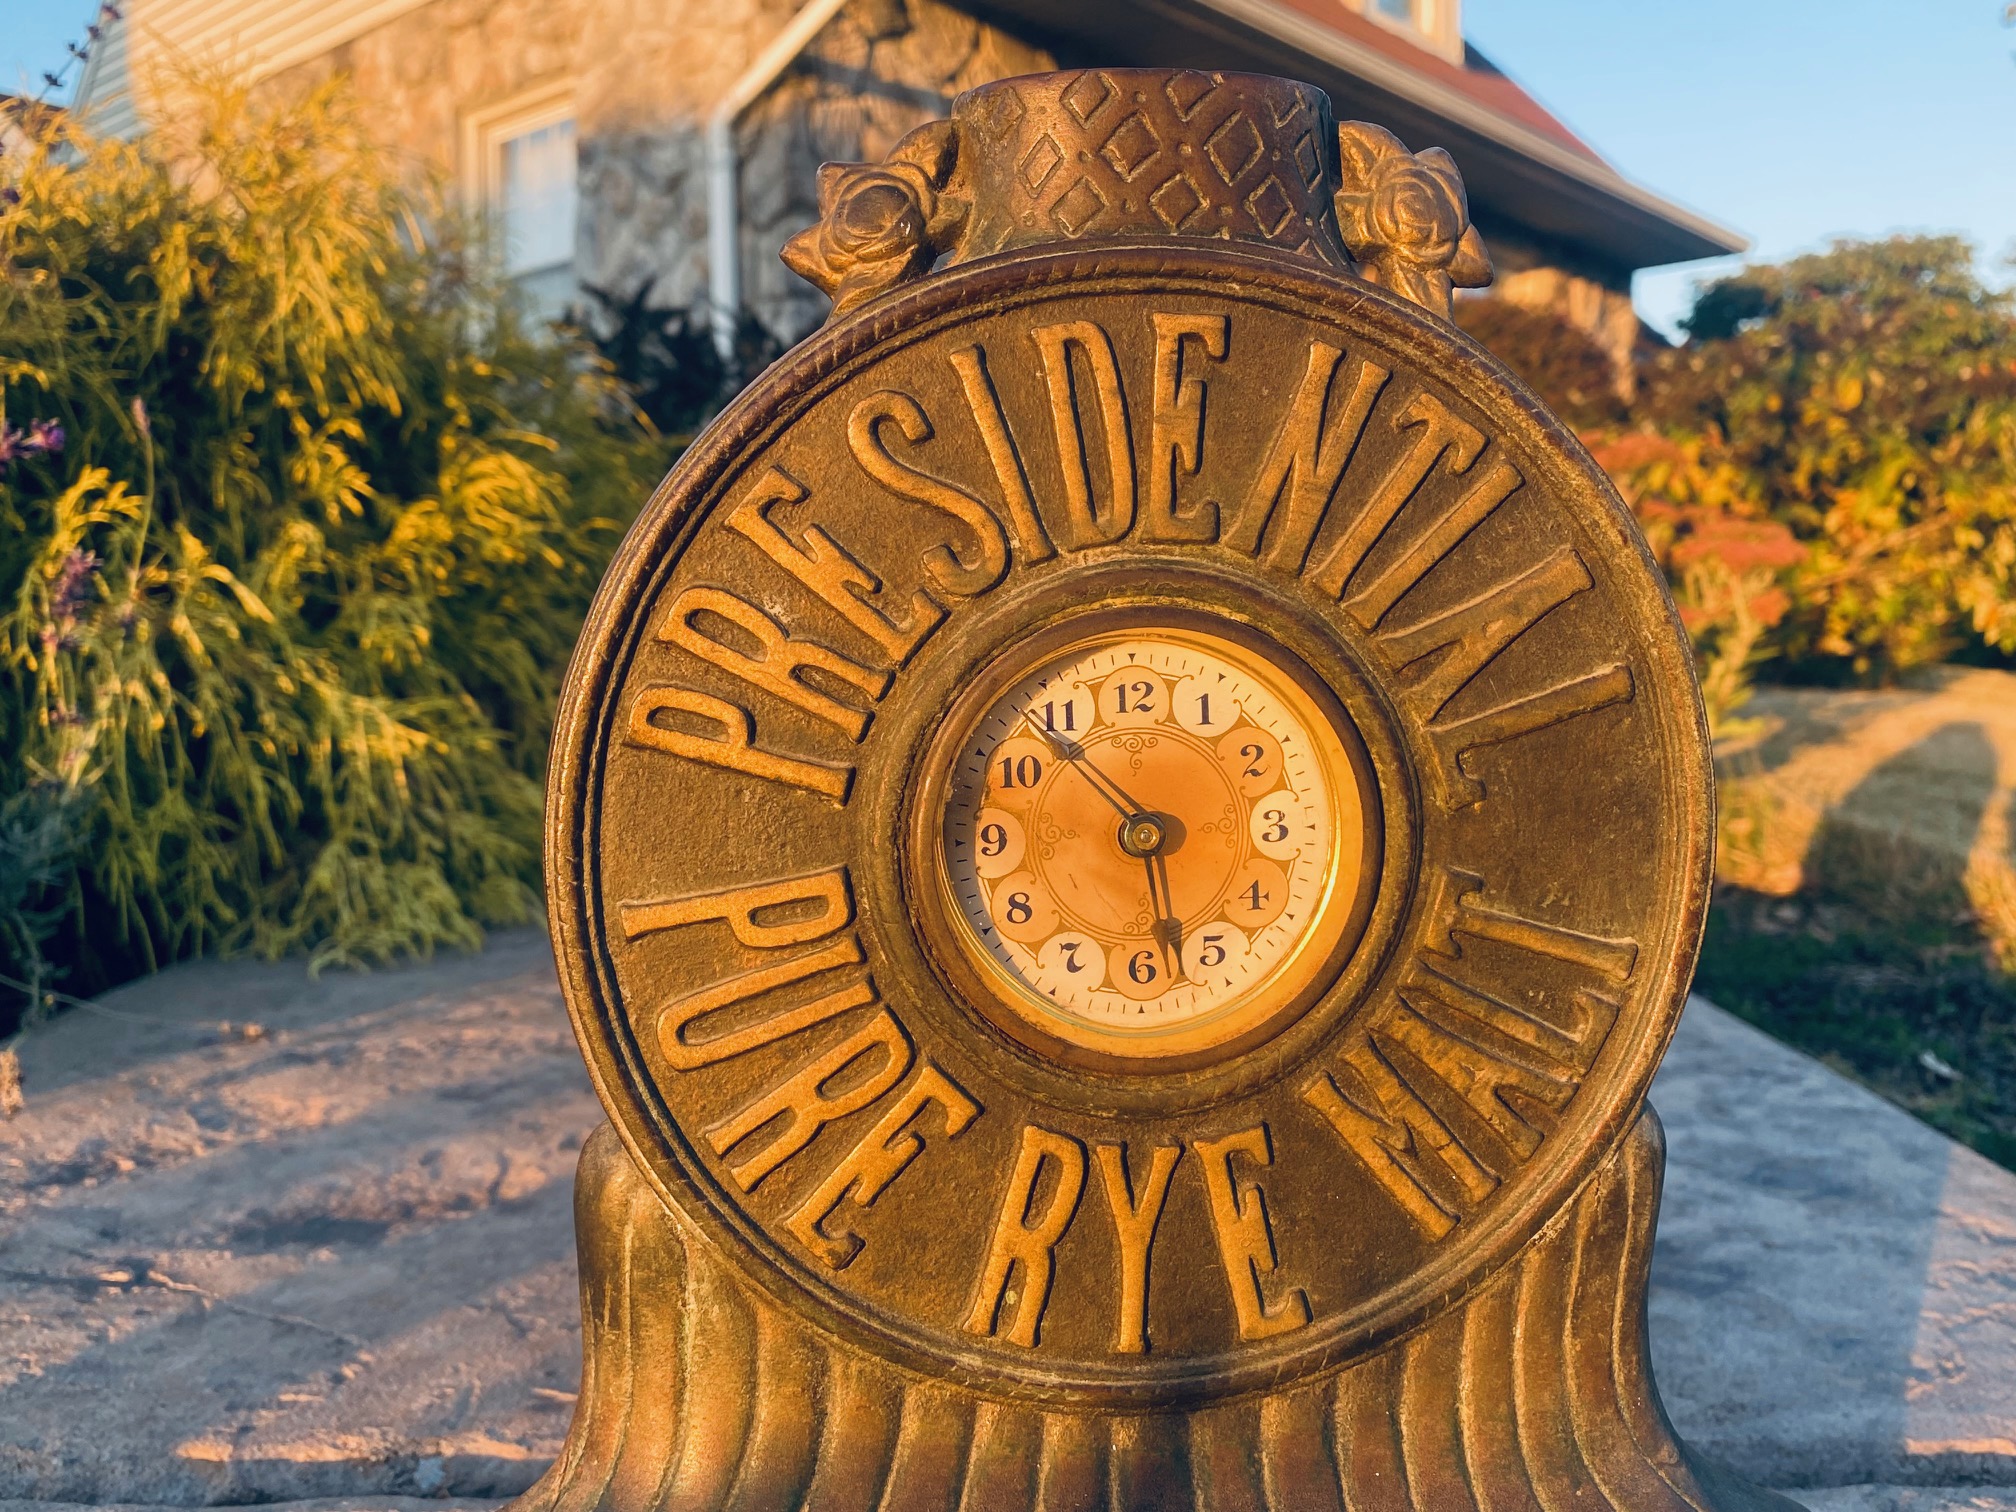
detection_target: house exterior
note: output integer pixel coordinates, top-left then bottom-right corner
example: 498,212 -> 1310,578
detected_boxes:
73,0 -> 1742,368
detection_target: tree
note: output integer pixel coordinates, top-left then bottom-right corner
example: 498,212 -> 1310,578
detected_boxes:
1637,236 -> 2016,681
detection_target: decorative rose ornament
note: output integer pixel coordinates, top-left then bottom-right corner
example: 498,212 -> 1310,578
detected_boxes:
781,120 -> 966,317
1332,122 -> 1491,320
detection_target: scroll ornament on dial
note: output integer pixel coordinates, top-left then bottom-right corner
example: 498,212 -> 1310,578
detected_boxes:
1332,121 -> 1492,320
780,119 -> 967,318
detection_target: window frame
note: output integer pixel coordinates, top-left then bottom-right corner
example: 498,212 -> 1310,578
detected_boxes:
461,79 -> 580,283
1354,0 -> 1464,64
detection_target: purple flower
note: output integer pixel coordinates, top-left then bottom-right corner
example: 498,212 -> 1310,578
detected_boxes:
1,187 -> 19,207
52,550 -> 98,621
39,549 -> 99,655
0,418 -> 67,469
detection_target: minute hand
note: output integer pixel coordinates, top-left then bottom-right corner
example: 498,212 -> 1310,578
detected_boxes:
1022,719 -> 1155,820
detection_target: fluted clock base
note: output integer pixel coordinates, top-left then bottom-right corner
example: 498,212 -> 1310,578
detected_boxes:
507,1110 -> 1796,1512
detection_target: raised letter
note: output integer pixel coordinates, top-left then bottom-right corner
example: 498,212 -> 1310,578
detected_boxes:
1412,867 -> 1637,1070
1224,340 -> 1388,571
1307,390 -> 1484,597
1142,313 -> 1227,543
655,937 -> 872,1071
1094,1143 -> 1181,1354
621,867 -> 851,946
1342,453 -> 1523,630
849,391 -> 1010,597
1424,868 -> 1639,984
704,1008 -> 913,1191
726,466 -> 945,667
1379,1002 -> 1574,1164
1031,321 -> 1136,548
1303,1040 -> 1492,1241
1374,546 -> 1633,806
1193,1125 -> 1310,1340
948,345 -> 1056,563
625,686 -> 851,802
787,1064 -> 981,1269
660,587 -> 890,742
966,1124 -> 1088,1348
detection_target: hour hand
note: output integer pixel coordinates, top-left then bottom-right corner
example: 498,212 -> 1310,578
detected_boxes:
1147,855 -> 1181,976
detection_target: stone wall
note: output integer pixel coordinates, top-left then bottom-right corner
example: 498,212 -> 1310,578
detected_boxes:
275,0 -> 1646,363
1468,217 -> 1645,399
272,0 -> 1053,342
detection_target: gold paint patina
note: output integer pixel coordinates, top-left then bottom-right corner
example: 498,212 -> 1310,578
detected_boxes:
519,68 -> 1795,1512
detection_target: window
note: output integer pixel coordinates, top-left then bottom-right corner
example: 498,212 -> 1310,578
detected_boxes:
1356,0 -> 1463,61
464,84 -> 578,319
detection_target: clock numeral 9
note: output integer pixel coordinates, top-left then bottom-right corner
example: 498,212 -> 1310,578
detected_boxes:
971,806 -> 1025,877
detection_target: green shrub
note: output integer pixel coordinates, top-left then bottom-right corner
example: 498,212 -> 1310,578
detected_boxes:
1591,430 -> 1805,738
1638,236 -> 2016,682
0,71 -> 670,1024
1453,296 -> 1626,429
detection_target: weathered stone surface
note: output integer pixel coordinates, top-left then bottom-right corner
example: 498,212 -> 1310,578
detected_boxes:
1654,998 -> 2016,1488
2,937 -> 2013,1505
1796,1493 -> 2016,1512
0,1502 -> 497,1512
0,934 -> 594,1505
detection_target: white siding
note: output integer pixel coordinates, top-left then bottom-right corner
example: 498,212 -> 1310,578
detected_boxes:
74,0 -> 436,133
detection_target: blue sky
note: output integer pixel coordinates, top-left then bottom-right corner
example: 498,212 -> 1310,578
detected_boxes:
1464,0 -> 2016,334
7,0 -> 2014,336
3,0 -> 102,106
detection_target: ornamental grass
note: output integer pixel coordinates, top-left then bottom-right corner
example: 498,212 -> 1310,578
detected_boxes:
0,71 -> 670,1027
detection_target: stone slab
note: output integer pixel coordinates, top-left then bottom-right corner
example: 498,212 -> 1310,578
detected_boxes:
1653,996 -> 2016,1486
1,935 -> 2013,1504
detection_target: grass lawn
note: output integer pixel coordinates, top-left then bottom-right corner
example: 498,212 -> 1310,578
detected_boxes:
1697,885 -> 2016,1170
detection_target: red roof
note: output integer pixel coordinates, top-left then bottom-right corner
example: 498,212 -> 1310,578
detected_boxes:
1262,0 -> 1606,165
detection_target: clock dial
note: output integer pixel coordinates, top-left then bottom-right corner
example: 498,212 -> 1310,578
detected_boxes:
936,623 -> 1370,1065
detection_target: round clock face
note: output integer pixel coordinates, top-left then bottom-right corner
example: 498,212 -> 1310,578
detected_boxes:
931,622 -> 1372,1066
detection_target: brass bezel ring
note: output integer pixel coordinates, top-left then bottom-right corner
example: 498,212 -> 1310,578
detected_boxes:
906,606 -> 1381,1074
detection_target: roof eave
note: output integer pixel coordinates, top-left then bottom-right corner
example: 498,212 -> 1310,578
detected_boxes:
1196,0 -> 1746,266
977,0 -> 1748,271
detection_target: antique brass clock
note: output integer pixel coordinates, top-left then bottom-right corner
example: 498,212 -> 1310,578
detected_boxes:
523,68 -> 1794,1512
921,613 -> 1375,1070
